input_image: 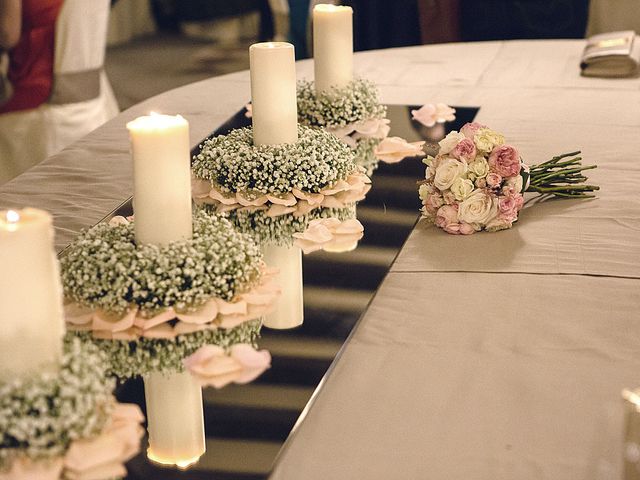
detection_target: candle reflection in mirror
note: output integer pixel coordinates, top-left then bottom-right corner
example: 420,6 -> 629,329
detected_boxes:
144,371 -> 206,469
262,245 -> 304,329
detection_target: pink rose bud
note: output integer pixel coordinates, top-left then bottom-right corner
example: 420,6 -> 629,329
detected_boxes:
486,172 -> 502,188
435,204 -> 458,230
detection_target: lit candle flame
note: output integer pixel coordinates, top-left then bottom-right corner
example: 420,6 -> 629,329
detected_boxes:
6,210 -> 19,223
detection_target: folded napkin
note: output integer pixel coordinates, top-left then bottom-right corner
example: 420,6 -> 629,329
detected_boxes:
581,30 -> 640,77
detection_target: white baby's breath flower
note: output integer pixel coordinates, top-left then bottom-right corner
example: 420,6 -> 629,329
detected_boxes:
297,78 -> 386,128
193,125 -> 355,196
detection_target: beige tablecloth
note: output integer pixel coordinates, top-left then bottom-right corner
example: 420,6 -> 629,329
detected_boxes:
1,40 -> 638,479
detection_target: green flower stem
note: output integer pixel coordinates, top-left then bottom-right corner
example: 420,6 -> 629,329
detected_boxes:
529,151 -> 582,170
530,165 -> 597,185
526,151 -> 599,199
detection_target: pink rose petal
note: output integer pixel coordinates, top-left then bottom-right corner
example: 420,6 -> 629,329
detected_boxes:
92,308 -> 138,333
266,193 -> 297,206
292,189 -> 324,206
266,204 -> 297,217
321,179 -> 351,195
216,299 -> 247,316
139,308 -> 176,330
0,457 -> 63,480
191,177 -> 212,198
173,321 -> 211,336
140,323 -> 174,339
176,299 -> 219,324
236,192 -> 269,207
374,137 -> 425,163
208,187 -> 238,205
64,302 -> 94,325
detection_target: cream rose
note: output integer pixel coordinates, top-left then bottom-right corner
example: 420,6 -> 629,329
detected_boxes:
433,158 -> 467,191
505,174 -> 524,194
419,183 -> 438,202
474,128 -> 505,153
457,189 -> 498,225
438,131 -> 466,155
450,178 -> 475,201
468,158 -> 489,178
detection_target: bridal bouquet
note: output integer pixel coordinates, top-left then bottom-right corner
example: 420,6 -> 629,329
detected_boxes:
420,122 -> 599,234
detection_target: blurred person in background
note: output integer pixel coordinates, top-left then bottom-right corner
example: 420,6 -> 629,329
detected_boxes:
0,0 -> 118,185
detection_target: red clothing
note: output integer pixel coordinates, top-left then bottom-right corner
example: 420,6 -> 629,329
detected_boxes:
0,0 -> 64,114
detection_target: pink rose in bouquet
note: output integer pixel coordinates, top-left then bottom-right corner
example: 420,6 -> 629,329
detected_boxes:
460,122 -> 485,139
451,138 -> 476,162
488,145 -> 521,178
419,123 -> 599,234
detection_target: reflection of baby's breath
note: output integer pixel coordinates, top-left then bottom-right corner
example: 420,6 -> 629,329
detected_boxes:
70,320 -> 261,379
204,204 -> 357,247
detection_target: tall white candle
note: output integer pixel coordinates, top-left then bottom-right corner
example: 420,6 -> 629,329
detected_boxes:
262,245 -> 304,329
313,4 -> 353,94
249,42 -> 298,145
0,208 -> 64,381
144,371 -> 206,469
126,113 -> 193,246
127,113 -> 204,467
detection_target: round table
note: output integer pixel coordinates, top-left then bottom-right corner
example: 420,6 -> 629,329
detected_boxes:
1,39 -> 639,479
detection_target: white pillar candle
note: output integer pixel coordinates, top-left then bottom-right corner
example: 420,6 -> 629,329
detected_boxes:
262,245 -> 304,329
249,42 -> 298,145
0,208 -> 64,381
126,113 -> 193,246
313,4 -> 353,94
144,371 -> 206,469
128,114 -> 204,468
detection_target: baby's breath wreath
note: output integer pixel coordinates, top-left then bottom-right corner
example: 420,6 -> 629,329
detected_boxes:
192,125 -> 356,196
192,124 -> 367,247
61,212 -> 273,378
0,338 -> 114,471
297,78 -> 388,175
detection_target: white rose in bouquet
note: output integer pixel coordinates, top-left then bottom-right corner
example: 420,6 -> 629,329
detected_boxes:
433,158 -> 467,191
450,178 -> 475,201
504,174 -> 524,194
473,128 -> 505,153
457,189 -> 498,224
438,131 -> 466,154
468,158 -> 490,179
